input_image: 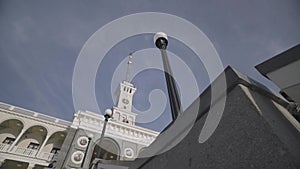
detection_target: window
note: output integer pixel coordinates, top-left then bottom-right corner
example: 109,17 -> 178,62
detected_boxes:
128,117 -> 133,125
27,142 -> 39,150
122,116 -> 129,123
51,147 -> 60,154
2,137 -> 15,145
114,112 -> 120,121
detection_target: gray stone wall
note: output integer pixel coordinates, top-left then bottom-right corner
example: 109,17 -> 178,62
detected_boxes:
133,85 -> 300,169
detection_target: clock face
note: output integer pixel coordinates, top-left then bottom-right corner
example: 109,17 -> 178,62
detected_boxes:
122,98 -> 129,104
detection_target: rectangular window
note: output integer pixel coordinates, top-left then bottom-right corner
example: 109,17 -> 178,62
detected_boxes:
128,117 -> 133,125
51,147 -> 60,154
115,112 -> 120,121
122,116 -> 129,123
2,137 -> 15,145
27,142 -> 39,150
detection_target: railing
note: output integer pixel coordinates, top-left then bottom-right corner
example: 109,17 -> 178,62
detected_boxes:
0,144 -> 57,165
11,146 -> 38,157
39,152 -> 57,161
0,143 -> 10,152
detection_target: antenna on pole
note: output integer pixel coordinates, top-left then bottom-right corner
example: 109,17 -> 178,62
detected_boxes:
125,52 -> 134,82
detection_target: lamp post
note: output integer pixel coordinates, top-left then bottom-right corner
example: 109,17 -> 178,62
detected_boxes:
154,32 -> 182,121
89,108 -> 113,169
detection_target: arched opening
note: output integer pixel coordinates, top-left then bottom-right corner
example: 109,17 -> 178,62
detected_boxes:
90,137 -> 120,163
0,119 -> 23,151
16,125 -> 48,148
13,125 -> 47,157
39,131 -> 66,161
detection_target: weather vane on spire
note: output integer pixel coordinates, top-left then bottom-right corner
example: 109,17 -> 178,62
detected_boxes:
125,52 -> 134,82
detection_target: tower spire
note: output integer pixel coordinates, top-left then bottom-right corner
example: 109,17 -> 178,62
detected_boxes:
125,52 -> 134,82
112,51 -> 137,125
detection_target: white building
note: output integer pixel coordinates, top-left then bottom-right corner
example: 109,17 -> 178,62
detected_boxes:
0,102 -> 70,169
0,61 -> 159,169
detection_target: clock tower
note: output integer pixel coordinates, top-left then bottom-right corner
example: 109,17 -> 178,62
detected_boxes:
53,52 -> 159,169
113,53 -> 138,125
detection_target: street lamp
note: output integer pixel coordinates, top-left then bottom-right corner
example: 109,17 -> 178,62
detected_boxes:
154,32 -> 182,121
89,108 -> 113,169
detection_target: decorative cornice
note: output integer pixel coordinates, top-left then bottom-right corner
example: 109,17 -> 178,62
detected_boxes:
74,110 -> 159,145
0,102 -> 70,128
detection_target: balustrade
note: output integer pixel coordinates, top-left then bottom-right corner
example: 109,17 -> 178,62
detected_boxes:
0,144 -> 57,162
0,143 -> 10,152
11,146 -> 38,157
39,152 -> 57,161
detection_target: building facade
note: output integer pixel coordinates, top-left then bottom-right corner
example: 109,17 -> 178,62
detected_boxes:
55,80 -> 159,169
256,44 -> 300,103
0,102 -> 70,169
256,44 -> 300,121
0,79 -> 159,169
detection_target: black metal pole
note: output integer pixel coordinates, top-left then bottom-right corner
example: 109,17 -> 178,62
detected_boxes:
81,137 -> 91,168
90,116 -> 109,169
154,33 -> 182,120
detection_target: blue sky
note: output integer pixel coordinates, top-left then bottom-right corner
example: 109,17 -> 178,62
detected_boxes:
0,0 -> 299,131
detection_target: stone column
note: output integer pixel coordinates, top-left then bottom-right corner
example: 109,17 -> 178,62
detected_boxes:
0,157 -> 5,167
8,128 -> 26,151
36,135 -> 51,157
27,163 -> 35,169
